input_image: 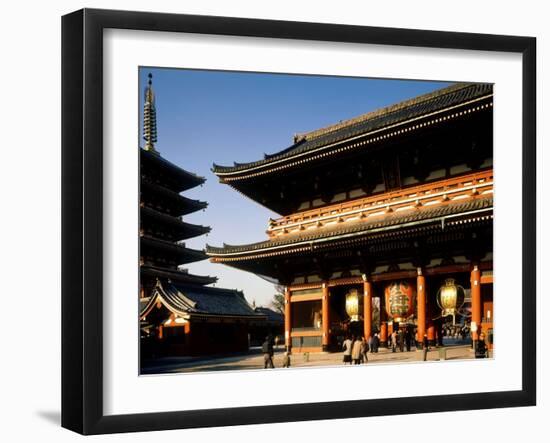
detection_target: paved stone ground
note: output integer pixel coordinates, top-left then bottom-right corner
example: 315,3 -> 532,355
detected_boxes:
142,344 -> 492,374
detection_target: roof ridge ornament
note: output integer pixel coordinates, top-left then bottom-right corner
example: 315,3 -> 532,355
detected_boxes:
294,82 -> 473,143
143,73 -> 160,155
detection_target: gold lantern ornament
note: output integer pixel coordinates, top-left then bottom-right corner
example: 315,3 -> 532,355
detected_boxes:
436,278 -> 466,325
345,289 -> 362,322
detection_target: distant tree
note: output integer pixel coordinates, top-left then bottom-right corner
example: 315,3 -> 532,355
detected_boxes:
271,285 -> 286,314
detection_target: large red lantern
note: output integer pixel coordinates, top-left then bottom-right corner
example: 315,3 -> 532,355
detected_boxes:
384,280 -> 416,324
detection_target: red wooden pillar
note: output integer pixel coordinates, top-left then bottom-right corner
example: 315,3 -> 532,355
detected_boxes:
416,268 -> 426,346
380,323 -> 388,345
322,283 -> 330,352
285,287 -> 292,352
471,265 -> 482,341
380,290 -> 388,346
363,279 -> 372,340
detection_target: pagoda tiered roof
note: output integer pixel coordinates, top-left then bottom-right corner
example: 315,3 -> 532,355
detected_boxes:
140,265 -> 217,286
212,83 -> 492,178
141,148 -> 205,193
140,205 -> 211,240
139,73 -> 217,296
141,236 -> 208,264
141,180 -> 208,216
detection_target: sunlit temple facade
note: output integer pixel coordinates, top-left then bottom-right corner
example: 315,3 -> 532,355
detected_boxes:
207,83 -> 494,353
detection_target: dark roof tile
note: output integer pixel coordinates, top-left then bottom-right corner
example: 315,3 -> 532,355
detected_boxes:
140,281 -> 263,318
206,197 -> 493,256
212,83 -> 493,175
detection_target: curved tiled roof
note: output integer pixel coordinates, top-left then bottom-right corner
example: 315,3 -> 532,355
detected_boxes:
141,148 -> 205,189
141,236 -> 207,264
174,284 -> 257,317
141,180 -> 208,215
141,205 -> 211,239
212,82 -> 493,175
140,281 -> 263,318
140,265 -> 217,285
206,197 -> 493,256
254,307 -> 284,323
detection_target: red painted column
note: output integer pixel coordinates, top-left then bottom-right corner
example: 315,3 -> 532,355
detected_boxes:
363,279 -> 372,340
416,268 -> 426,346
322,283 -> 330,352
285,287 -> 292,352
471,265 -> 482,341
380,322 -> 388,345
380,290 -> 388,346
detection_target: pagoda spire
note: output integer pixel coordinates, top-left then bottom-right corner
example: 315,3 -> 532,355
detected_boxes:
143,73 -> 159,154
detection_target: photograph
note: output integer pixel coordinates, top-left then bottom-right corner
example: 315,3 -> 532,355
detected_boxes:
1,0 -> 544,440
138,68 -> 494,375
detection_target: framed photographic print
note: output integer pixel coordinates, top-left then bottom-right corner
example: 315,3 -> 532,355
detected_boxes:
61,8 -> 536,435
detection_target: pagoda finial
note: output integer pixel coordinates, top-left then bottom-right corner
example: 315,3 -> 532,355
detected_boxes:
143,73 -> 159,154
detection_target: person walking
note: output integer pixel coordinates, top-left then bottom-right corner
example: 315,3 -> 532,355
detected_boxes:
262,336 -> 274,369
422,333 -> 429,361
398,329 -> 405,352
361,336 -> 369,363
405,328 -> 412,352
342,335 -> 353,365
367,335 -> 374,353
352,336 -> 363,365
391,330 -> 398,353
475,332 -> 489,358
372,333 -> 379,353
282,351 -> 291,368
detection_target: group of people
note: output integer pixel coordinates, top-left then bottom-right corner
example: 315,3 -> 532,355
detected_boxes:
262,335 -> 291,369
389,328 -> 414,352
341,329 -> 417,364
442,324 -> 470,340
342,336 -> 370,365
264,330 -> 489,370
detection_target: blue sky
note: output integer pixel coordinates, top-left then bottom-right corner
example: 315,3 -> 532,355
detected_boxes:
139,67 -> 451,308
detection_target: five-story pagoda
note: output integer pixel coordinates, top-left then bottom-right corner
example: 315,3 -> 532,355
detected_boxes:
140,73 -> 214,298
139,74 -> 263,360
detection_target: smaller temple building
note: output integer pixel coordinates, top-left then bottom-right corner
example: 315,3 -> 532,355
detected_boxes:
139,74 -> 264,362
248,307 -> 285,347
140,280 -> 261,357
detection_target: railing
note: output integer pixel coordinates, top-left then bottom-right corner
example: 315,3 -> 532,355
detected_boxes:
267,169 -> 493,238
291,326 -> 321,332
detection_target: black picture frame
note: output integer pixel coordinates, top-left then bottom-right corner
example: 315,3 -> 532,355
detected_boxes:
61,8 -> 537,435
